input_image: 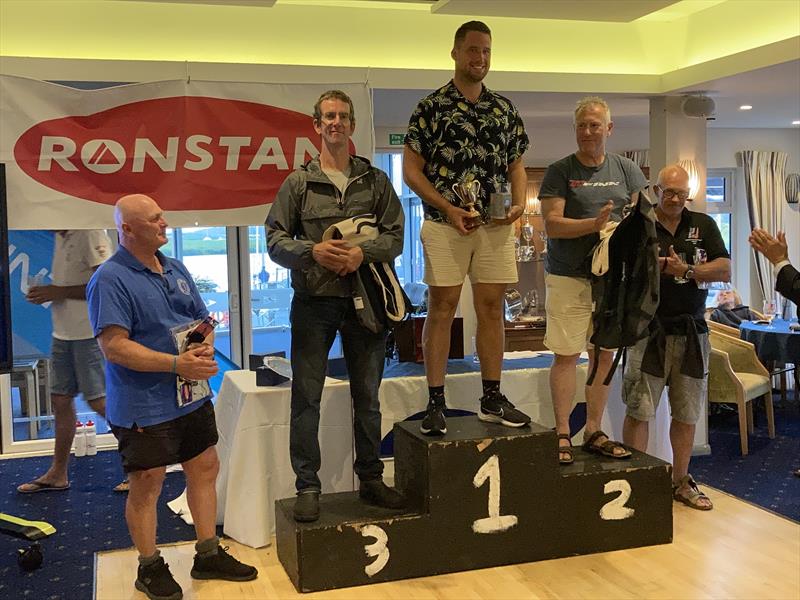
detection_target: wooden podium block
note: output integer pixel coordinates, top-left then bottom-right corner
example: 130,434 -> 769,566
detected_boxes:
276,417 -> 673,593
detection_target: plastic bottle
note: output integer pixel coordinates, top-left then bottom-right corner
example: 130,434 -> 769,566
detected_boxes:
73,421 -> 86,457
472,336 -> 480,365
85,420 -> 97,456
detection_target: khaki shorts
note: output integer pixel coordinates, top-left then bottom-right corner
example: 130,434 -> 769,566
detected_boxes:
421,220 -> 517,286
544,273 -> 594,356
622,333 -> 710,425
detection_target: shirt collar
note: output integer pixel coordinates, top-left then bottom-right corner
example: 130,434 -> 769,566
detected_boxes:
116,245 -> 172,273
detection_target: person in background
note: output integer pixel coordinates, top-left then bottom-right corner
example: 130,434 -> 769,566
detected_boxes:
622,164 -> 731,509
88,194 -> 257,600
403,20 -> 531,436
709,288 -> 759,327
539,96 -> 646,464
749,227 -> 800,478
266,90 -> 406,523
16,230 -> 126,493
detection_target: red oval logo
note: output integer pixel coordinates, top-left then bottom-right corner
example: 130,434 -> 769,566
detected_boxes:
13,96 -> 352,210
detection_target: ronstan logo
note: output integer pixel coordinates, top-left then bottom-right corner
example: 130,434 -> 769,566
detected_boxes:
14,96 -> 354,210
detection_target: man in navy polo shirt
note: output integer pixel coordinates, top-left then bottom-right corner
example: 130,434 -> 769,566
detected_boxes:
88,194 -> 256,600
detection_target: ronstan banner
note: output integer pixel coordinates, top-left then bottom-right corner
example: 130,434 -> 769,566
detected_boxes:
0,76 -> 373,229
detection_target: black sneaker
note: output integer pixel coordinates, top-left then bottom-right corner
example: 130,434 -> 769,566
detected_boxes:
190,545 -> 258,582
479,392 -> 531,428
420,400 -> 446,435
135,556 -> 182,600
359,479 -> 406,509
292,489 -> 320,522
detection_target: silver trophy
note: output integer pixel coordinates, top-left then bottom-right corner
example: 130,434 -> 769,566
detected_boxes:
451,180 -> 482,221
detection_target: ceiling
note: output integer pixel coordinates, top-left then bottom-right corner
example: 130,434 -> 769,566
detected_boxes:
1,0 -> 798,128
374,60 -> 800,129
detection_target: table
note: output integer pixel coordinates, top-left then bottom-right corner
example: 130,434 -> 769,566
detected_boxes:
167,352 -> 684,548
739,318 -> 800,364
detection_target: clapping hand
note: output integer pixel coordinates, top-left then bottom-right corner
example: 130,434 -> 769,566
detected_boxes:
749,228 -> 788,266
594,201 -> 614,232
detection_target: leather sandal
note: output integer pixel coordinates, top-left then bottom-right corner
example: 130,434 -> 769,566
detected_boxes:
581,429 -> 632,459
557,433 -> 574,465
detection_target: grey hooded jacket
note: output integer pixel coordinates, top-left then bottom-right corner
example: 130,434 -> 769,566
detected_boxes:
265,155 -> 404,297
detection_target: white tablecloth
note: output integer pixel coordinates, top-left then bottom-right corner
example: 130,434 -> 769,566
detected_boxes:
169,352 -> 588,548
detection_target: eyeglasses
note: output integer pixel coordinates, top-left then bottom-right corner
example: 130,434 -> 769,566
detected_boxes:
320,111 -> 351,124
575,122 -> 605,132
659,187 -> 690,201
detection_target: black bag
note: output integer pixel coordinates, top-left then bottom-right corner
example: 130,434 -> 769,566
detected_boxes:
352,262 -> 413,334
588,192 -> 660,385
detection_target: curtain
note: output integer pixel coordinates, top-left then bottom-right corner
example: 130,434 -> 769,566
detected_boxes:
739,150 -> 789,316
622,150 -> 649,169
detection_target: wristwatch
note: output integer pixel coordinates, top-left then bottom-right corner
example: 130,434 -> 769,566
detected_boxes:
684,266 -> 696,280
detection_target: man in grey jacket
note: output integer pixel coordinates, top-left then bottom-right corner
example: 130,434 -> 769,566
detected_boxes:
266,89 -> 406,522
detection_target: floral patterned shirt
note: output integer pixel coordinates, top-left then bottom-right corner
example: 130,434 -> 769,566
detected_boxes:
405,80 -> 529,223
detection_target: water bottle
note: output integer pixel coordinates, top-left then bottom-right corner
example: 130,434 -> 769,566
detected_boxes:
73,421 -> 86,457
472,336 -> 480,365
85,420 -> 97,456
694,248 -> 710,290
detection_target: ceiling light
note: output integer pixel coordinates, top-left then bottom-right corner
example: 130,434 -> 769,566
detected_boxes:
793,120 -> 800,126
739,105 -> 752,110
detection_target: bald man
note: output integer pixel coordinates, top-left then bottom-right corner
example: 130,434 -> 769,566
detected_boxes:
622,165 -> 731,511
87,195 -> 256,600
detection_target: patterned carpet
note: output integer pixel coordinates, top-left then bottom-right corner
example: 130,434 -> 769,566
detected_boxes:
0,452 -> 196,600
692,397 -> 800,522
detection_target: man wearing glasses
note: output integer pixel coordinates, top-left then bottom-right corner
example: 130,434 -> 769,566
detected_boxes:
622,164 -> 730,510
539,97 -> 647,465
266,90 -> 406,522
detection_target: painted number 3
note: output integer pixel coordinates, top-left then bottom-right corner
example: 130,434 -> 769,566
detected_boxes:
599,479 -> 635,520
472,454 -> 518,534
361,525 -> 389,577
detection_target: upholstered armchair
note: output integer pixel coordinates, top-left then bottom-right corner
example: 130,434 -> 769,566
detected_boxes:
708,330 -> 775,455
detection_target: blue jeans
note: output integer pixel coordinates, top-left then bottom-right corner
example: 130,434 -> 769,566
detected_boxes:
290,295 -> 386,492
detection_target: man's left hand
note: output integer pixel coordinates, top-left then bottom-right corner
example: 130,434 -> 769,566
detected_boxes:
749,228 -> 789,265
26,285 -> 62,304
337,246 -> 364,276
491,204 -> 524,226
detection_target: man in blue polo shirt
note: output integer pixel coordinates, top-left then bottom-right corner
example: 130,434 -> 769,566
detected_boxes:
87,194 -> 256,600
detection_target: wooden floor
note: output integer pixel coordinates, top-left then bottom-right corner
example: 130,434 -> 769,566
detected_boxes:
96,488 -> 800,600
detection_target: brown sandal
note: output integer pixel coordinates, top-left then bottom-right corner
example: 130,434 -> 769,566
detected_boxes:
557,433 -> 574,465
581,430 -> 632,459
672,475 -> 713,511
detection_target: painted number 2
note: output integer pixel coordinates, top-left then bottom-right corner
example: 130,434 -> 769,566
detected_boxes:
471,454 -> 518,534
361,524 -> 389,577
599,479 -> 635,520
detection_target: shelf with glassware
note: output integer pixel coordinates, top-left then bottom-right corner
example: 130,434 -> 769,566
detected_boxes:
503,169 -> 548,351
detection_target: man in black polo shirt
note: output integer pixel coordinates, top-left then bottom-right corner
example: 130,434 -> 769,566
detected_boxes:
622,164 -> 730,511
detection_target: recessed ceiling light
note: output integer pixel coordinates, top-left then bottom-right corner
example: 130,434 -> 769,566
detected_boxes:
739,105 -> 753,110
793,120 -> 800,126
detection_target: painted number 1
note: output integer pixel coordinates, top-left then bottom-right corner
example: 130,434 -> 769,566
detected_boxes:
471,454 -> 518,534
599,479 -> 635,520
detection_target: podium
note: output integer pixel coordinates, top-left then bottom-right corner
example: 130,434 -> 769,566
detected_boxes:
276,417 -> 672,592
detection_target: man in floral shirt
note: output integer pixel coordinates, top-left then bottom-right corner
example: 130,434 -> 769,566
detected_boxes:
403,20 -> 530,435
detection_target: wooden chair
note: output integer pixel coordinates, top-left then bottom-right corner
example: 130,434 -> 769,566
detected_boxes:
708,330 -> 775,455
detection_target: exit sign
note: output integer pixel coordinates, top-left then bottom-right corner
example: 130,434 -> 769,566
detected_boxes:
389,133 -> 405,146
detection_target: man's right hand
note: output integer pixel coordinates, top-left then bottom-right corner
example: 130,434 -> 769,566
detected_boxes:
594,201 -> 614,232
312,239 -> 352,272
176,346 -> 218,381
445,205 -> 480,235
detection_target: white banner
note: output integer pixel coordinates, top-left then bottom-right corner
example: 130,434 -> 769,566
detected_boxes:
0,76 -> 374,229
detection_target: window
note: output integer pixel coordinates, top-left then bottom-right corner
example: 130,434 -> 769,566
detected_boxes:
705,169 -> 735,307
705,169 -> 733,254
374,152 -> 425,285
